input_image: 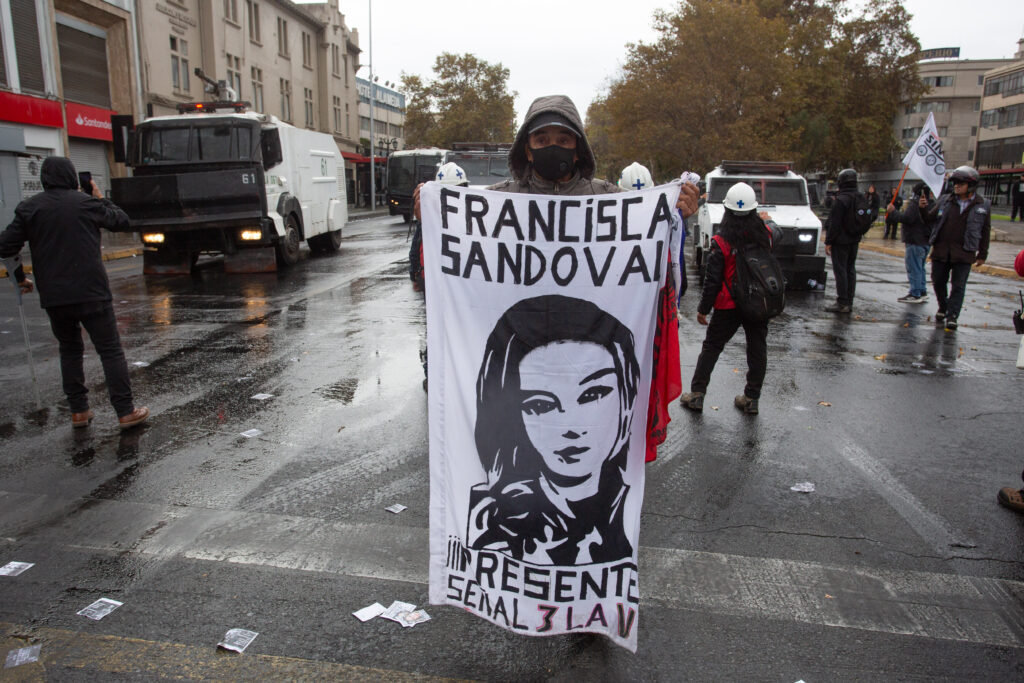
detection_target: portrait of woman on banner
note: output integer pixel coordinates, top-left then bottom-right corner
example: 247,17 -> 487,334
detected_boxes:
467,294 -> 641,566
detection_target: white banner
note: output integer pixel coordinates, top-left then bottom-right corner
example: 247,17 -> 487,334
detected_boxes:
901,112 -> 946,199
422,182 -> 679,651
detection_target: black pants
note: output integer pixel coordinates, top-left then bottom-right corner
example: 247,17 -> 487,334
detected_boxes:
690,307 -> 768,399
830,242 -> 859,306
931,259 -> 972,321
1012,203 -> 1022,221
884,213 -> 899,239
46,301 -> 134,417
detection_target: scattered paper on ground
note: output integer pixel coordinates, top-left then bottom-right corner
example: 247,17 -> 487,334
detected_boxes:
251,393 -> 273,401
131,361 -> 150,367
4,644 -> 41,668
793,406 -> 810,412
384,504 -> 407,514
396,609 -> 431,627
352,603 -> 386,622
240,429 -> 262,438
0,561 -> 34,576
790,482 -> 815,493
77,598 -> 123,620
818,401 -> 832,407
873,354 -> 886,361
218,629 -> 258,653
380,601 -> 416,624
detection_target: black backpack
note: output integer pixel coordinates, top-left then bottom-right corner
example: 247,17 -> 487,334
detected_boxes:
714,235 -> 786,321
843,192 -> 874,237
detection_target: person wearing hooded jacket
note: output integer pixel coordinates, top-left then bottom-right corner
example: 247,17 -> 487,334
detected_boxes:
413,95 -> 699,461
0,156 -> 149,429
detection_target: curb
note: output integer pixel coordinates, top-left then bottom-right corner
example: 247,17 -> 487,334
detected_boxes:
858,241 -> 1022,281
1,246 -> 143,279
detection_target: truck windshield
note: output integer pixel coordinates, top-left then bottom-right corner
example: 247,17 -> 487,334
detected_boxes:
445,153 -> 510,186
709,178 -> 807,206
138,122 -> 255,163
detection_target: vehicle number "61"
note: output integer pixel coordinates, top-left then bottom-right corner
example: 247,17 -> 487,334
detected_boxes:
241,172 -> 258,184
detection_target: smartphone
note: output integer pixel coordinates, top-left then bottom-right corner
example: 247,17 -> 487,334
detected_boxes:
78,171 -> 92,193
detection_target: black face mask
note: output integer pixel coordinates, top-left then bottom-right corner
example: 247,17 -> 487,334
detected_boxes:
530,145 -> 576,181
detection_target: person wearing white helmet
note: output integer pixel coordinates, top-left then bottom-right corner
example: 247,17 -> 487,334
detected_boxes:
618,162 -> 654,191
410,162 -> 470,288
680,182 -> 777,415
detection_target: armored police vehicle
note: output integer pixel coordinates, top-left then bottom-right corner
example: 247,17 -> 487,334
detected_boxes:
111,99 -> 346,273
695,161 -> 826,289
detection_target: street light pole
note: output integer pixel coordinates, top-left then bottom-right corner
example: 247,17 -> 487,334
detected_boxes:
368,0 -> 374,210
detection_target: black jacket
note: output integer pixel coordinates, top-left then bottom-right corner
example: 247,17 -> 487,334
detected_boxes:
0,157 -> 129,308
897,196 -> 933,246
824,187 -> 861,245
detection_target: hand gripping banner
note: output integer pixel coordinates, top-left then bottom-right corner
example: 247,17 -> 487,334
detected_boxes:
422,182 -> 680,651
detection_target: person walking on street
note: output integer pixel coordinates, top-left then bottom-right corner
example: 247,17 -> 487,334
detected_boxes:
0,157 -> 149,429
883,186 -> 903,240
823,168 -> 863,314
679,183 -> 777,416
892,182 -> 933,304
921,165 -> 991,331
1011,174 -> 1024,222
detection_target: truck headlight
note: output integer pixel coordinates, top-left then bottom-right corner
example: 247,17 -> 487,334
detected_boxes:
142,233 -> 165,244
240,230 -> 263,241
798,233 -> 813,242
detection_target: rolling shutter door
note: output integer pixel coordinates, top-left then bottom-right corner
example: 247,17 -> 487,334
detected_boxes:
17,149 -> 52,200
11,0 -> 45,94
57,23 -> 111,109
68,140 -> 110,196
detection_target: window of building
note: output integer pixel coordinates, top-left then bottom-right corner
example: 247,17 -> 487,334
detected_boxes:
971,126 -> 977,137
332,96 -> 341,133
277,17 -> 289,57
304,87 -> 314,128
981,103 -> 1024,130
343,54 -> 349,87
345,103 -> 350,136
226,53 -> 242,98
938,126 -> 948,137
974,100 -> 980,112
967,150 -> 974,161
12,0 -> 46,93
224,0 -> 238,23
977,135 -> 1024,169
246,1 -> 261,43
251,66 -> 264,111
905,101 -> 950,114
978,75 -> 984,86
359,115 -> 370,132
331,44 -> 340,77
901,127 -> 921,140
0,31 -> 6,87
302,31 -> 312,68
375,119 -> 387,135
922,75 -> 954,88
984,68 -> 1024,97
389,123 -> 402,138
170,36 -> 189,92
57,22 -> 111,109
280,78 -> 292,121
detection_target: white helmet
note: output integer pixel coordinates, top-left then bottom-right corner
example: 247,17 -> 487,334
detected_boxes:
435,162 -> 469,186
723,182 -> 757,213
618,162 -> 654,191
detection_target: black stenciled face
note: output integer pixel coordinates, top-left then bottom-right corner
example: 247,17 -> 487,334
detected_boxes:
518,341 -> 622,480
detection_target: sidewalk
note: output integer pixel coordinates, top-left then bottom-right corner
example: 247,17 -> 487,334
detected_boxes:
858,221 -> 1023,280
0,205 -> 394,278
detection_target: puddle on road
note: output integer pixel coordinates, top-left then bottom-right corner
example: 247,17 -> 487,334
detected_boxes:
318,378 -> 359,404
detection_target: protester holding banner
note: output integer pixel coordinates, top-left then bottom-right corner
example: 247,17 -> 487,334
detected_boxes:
920,165 -> 991,331
679,182 -> 777,415
0,157 -> 149,430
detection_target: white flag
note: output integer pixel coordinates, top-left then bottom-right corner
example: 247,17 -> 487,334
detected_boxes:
901,112 -> 946,198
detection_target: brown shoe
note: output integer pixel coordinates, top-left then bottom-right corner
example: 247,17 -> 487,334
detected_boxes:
997,487 -> 1024,513
118,406 -> 149,430
71,409 -> 94,428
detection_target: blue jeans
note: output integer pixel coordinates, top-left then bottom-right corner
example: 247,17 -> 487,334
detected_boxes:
904,244 -> 928,297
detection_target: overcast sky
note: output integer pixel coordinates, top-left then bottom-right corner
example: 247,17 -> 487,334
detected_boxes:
326,0 -> 1024,126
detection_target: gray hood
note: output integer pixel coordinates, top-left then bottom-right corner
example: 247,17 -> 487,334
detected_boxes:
509,95 -> 596,182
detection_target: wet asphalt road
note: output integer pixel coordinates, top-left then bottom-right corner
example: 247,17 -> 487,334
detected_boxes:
1,215 -> 1023,681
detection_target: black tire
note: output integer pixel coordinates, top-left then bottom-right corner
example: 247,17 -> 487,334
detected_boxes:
309,229 -> 342,254
275,214 -> 301,267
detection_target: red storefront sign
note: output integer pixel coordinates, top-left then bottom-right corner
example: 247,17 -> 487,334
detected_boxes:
0,91 -> 63,128
65,102 -> 116,141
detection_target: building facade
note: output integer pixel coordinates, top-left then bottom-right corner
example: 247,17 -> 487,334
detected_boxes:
356,77 -> 404,154
863,55 -> 1012,197
0,0 -> 141,229
133,0 -> 363,202
976,39 -> 1024,207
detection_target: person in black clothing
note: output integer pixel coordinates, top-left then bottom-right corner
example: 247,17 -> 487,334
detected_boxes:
0,157 -> 149,429
893,182 -> 933,303
865,184 -> 881,225
883,186 -> 903,240
679,182 -> 776,416
823,168 -> 862,314
1011,174 -> 1024,222
920,165 -> 991,331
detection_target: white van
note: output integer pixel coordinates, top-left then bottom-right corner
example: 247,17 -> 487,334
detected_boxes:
695,161 -> 826,289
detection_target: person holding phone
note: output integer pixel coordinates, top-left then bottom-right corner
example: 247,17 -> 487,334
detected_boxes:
0,156 -> 149,429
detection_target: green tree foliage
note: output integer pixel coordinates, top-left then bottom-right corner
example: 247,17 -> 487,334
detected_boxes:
589,0 -> 924,179
400,53 -> 516,148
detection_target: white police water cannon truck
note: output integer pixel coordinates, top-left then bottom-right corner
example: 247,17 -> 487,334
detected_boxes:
695,161 -> 826,290
110,71 -> 346,274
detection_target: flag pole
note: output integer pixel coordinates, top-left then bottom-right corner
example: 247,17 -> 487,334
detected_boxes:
887,165 -> 911,214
